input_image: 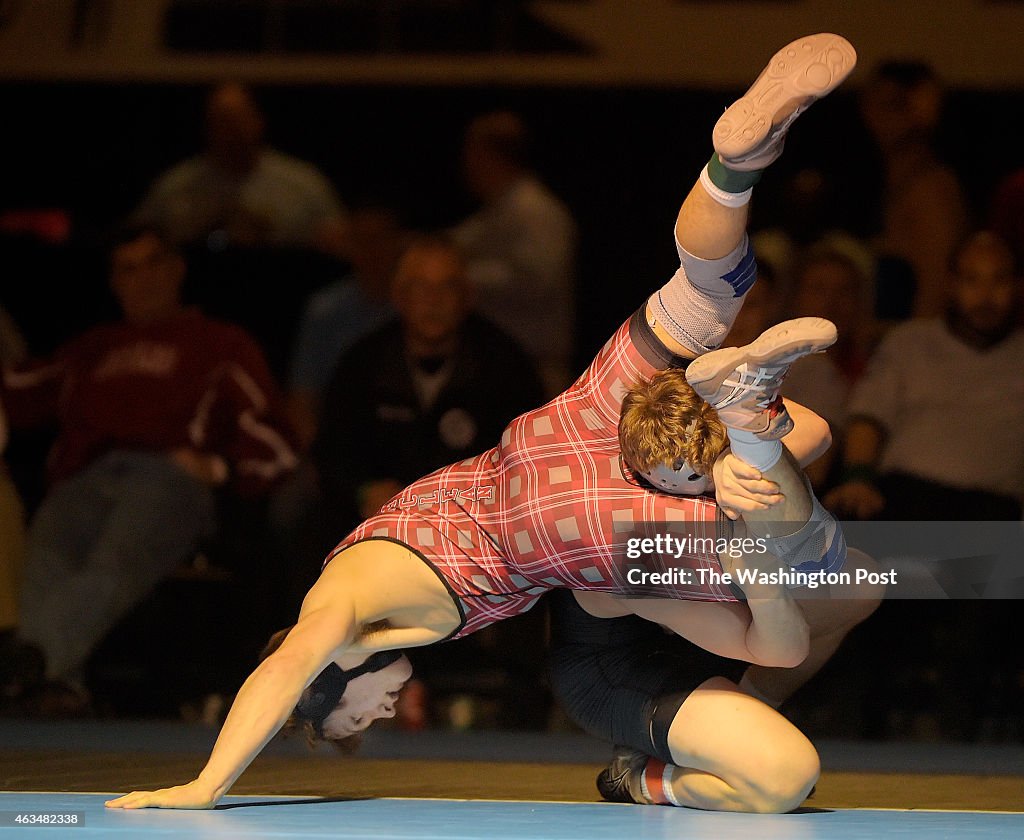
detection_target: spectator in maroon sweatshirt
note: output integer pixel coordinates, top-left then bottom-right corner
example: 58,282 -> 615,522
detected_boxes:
0,226 -> 297,713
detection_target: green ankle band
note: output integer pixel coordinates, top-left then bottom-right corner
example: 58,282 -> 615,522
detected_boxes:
707,153 -> 763,193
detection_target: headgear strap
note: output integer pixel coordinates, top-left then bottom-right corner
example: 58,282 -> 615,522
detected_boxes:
294,650 -> 403,735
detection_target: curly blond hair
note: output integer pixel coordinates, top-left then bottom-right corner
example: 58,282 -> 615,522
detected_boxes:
618,367 -> 727,477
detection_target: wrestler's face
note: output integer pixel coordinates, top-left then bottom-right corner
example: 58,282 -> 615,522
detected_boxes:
641,457 -> 709,496
320,655 -> 413,738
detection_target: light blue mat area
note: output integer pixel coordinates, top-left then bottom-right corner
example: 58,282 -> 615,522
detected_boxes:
0,793 -> 1021,840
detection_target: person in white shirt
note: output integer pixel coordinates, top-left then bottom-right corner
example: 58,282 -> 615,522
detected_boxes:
827,230 -> 1023,521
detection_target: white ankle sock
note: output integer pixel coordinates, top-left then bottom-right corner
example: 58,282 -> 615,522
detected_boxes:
641,758 -> 682,806
727,429 -> 782,472
700,165 -> 753,207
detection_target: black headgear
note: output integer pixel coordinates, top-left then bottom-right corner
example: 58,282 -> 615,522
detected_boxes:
294,650 -> 404,736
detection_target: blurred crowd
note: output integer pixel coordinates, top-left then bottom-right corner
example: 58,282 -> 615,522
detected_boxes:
1,62 -> 1022,741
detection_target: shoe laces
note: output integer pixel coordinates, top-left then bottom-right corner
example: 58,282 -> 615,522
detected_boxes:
716,362 -> 789,410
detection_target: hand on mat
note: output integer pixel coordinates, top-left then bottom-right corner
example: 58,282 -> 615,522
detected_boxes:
713,451 -> 783,520
105,780 -> 219,810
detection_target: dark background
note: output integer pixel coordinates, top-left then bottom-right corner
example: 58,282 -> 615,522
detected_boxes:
3,81 -> 1013,363
2,79 -> 1021,736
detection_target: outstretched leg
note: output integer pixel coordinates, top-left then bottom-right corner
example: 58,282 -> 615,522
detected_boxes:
650,32 -> 857,361
686,321 -> 884,708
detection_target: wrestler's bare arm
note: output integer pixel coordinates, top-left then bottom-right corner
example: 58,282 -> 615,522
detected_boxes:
780,401 -> 831,467
578,579 -> 808,669
630,577 -> 808,668
106,541 -> 460,811
713,400 -> 831,518
106,582 -> 358,809
195,604 -> 356,795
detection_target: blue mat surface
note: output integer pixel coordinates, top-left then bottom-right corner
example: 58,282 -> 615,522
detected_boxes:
1,793 -> 1022,839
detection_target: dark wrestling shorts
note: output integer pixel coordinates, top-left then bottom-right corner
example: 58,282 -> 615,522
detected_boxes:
547,589 -> 745,764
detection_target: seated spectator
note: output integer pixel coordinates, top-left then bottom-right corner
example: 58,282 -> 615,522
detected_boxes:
0,413 -> 31,709
267,205 -> 405,565
452,111 -> 577,395
313,234 -> 546,726
0,227 -> 296,714
827,230 -> 1023,521
825,231 -> 1022,739
133,82 -> 348,255
859,60 -> 968,319
749,166 -> 853,279
286,205 -> 406,450
315,234 -> 544,532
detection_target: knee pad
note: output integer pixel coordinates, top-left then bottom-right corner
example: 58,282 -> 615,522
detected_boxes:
675,232 -> 756,298
647,236 -> 755,355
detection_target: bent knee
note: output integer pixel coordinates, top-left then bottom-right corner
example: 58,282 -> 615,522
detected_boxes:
738,738 -> 820,813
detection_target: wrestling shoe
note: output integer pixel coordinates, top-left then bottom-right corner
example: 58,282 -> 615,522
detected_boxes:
685,317 -> 837,439
713,33 -> 857,171
596,746 -> 650,804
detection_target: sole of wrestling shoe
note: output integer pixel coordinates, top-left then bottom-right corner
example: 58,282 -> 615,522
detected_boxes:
685,317 -> 838,404
713,33 -> 857,169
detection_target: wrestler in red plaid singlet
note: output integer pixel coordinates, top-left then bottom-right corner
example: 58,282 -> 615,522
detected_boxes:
330,310 -> 739,639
